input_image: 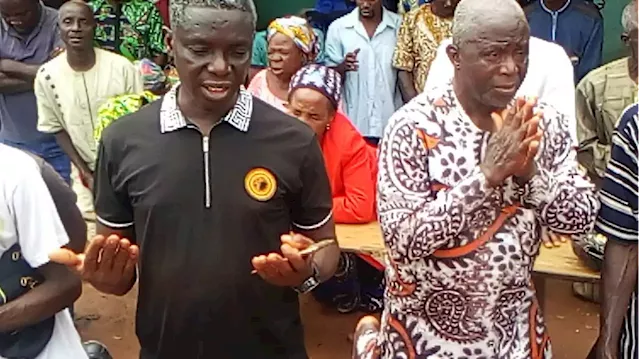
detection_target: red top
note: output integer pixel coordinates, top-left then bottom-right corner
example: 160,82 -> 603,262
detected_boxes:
321,112 -> 377,224
155,0 -> 170,27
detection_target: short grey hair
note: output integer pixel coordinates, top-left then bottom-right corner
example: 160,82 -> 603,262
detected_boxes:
169,0 -> 257,30
452,0 -> 528,46
622,0 -> 638,34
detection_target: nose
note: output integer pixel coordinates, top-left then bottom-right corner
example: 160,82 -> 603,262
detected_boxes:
207,51 -> 231,76
499,55 -> 518,76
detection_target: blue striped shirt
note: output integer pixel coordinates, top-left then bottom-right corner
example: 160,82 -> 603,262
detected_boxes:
595,103 -> 638,359
596,104 -> 638,243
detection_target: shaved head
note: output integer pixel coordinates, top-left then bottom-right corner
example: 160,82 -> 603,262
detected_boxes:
452,0 -> 528,46
59,0 -> 94,17
622,0 -> 638,34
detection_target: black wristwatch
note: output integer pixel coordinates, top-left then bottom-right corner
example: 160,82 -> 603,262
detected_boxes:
293,263 -> 320,294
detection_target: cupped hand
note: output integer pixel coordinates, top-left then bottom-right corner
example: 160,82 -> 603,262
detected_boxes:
341,49 -> 360,72
49,234 -> 138,294
251,233 -> 315,287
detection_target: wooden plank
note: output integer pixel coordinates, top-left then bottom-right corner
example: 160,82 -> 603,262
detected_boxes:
336,222 -> 600,283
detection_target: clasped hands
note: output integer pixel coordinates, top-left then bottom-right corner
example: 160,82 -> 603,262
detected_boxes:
482,97 -> 570,248
49,232 -> 315,292
480,97 -> 543,188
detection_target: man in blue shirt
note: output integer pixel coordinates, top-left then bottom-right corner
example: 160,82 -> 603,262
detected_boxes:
0,0 -> 71,183
525,0 -> 603,83
325,0 -> 402,145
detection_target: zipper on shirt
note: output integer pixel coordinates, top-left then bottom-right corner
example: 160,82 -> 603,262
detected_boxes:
202,135 -> 211,208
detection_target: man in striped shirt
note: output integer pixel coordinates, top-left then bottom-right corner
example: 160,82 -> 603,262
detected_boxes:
592,103 -> 638,359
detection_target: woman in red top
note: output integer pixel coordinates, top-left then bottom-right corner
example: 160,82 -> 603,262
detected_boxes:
287,64 -> 383,313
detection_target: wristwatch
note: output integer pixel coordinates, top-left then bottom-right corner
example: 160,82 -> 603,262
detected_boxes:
293,263 -> 321,294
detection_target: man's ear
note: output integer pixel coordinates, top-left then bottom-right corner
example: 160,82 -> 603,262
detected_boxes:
446,44 -> 460,70
164,26 -> 173,53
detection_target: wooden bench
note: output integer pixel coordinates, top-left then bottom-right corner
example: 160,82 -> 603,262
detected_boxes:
336,222 -> 600,309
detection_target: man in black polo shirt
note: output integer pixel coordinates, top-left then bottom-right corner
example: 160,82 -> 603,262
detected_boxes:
50,0 -> 340,358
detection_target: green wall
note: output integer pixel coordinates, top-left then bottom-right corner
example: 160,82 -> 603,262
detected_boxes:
255,0 -> 316,30
602,0 -> 628,63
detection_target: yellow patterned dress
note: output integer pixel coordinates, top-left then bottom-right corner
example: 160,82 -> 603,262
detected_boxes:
94,91 -> 159,142
392,4 -> 453,93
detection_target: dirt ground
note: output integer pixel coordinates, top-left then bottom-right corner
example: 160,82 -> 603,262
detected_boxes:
73,278 -> 598,359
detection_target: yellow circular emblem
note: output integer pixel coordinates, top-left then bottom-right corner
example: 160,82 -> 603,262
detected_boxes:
244,168 -> 277,201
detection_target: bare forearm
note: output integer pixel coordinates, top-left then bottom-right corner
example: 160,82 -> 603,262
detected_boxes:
398,71 -> 418,103
599,240 -> 638,348
0,72 -> 32,94
0,264 -> 81,332
54,131 -> 92,175
0,59 -> 39,80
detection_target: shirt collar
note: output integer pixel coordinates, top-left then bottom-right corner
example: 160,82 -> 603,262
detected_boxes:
344,7 -> 397,30
159,83 -> 253,134
539,0 -> 571,14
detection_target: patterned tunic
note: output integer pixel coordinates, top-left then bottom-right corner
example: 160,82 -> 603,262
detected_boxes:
375,84 -> 599,358
392,5 -> 452,93
89,0 -> 166,62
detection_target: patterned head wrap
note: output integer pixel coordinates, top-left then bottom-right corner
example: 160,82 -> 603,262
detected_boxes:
135,59 -> 168,93
267,16 -> 319,63
289,64 -> 342,109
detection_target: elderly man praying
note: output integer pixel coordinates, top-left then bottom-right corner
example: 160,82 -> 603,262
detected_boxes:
353,0 -> 599,358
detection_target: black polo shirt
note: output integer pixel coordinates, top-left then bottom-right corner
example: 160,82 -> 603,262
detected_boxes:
94,87 -> 333,359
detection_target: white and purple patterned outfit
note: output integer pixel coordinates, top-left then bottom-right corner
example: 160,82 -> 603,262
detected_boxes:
374,84 -> 599,358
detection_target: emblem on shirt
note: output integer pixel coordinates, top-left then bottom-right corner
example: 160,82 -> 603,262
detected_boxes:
244,168 -> 277,201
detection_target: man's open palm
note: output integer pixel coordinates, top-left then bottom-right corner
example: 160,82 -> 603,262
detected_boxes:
49,234 -> 139,294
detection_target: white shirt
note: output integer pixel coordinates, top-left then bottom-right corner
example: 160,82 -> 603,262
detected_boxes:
0,145 -> 87,359
35,48 -> 143,170
424,36 -> 578,145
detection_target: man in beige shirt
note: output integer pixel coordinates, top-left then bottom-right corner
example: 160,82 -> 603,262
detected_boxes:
576,0 -> 637,189
35,1 -> 142,217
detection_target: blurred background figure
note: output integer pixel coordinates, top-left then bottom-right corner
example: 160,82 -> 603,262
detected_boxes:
88,0 -> 167,66
94,59 -> 171,142
248,16 -> 320,112
393,0 -> 459,102
286,64 -> 381,314
525,0 -> 604,83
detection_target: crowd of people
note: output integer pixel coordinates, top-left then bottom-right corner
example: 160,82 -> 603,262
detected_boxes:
0,0 -> 636,358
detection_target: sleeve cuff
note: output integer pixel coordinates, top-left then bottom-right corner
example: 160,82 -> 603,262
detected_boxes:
517,169 -> 554,209
37,124 -> 63,134
292,210 -> 333,231
29,235 -> 69,268
392,61 -> 413,72
96,215 -> 134,229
